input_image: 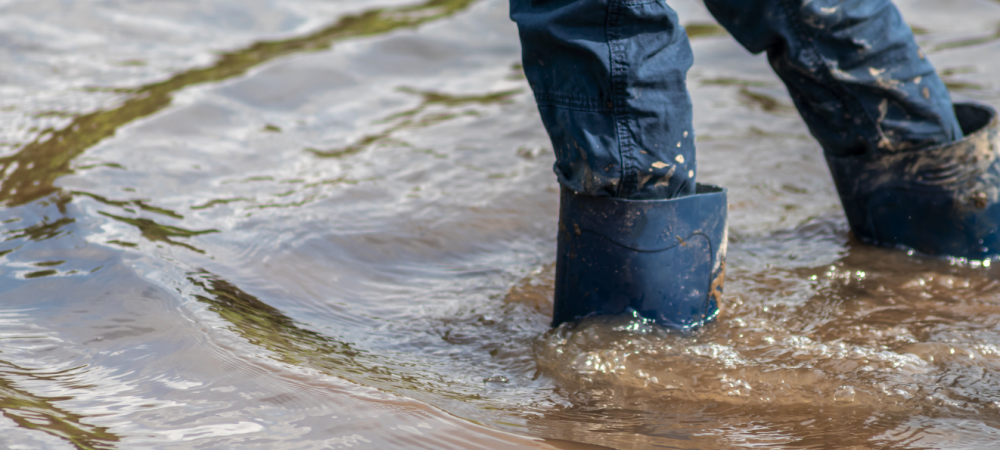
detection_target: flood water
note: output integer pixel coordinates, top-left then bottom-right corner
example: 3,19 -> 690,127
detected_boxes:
1,0 -> 1000,448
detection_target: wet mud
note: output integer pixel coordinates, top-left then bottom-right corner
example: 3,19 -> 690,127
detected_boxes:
0,0 -> 999,448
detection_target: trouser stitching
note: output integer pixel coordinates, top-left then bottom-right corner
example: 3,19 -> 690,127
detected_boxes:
607,0 -> 638,198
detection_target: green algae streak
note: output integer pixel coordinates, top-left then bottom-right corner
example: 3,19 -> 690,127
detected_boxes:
189,271 -> 492,403
98,212 -> 219,253
0,361 -> 119,450
0,2 -> 482,447
0,0 -> 480,208
308,87 -> 521,159
684,22 -> 727,39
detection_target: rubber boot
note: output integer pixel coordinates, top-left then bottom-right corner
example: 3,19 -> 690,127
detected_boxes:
552,184 -> 729,331
826,103 -> 1000,259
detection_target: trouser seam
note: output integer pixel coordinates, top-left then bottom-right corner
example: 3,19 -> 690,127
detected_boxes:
780,0 -> 883,153
607,0 -> 638,198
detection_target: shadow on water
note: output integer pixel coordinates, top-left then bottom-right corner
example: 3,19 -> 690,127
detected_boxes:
0,361 -> 119,450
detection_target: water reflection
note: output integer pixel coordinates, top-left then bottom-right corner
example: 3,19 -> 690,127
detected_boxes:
5,217 -> 73,242
308,87 -> 521,159
0,0 -> 999,447
0,360 -> 119,450
99,213 -> 217,253
931,26 -> 1000,52
190,271 -> 368,367
189,270 -> 492,400
0,0 -> 479,208
0,0 -> 484,260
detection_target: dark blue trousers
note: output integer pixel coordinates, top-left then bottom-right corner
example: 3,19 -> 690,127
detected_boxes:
510,0 -> 963,200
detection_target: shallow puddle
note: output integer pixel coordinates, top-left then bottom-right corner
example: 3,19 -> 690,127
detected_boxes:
1,0 -> 999,448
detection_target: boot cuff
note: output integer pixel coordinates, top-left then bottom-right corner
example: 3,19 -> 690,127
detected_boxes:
826,103 -> 1000,258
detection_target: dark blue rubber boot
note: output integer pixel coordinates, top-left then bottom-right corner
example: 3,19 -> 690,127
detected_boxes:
552,184 -> 728,331
827,103 -> 1000,259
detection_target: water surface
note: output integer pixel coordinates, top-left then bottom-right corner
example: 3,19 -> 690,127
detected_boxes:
1,0 -> 1000,448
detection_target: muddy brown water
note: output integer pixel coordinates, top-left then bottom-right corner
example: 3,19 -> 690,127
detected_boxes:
1,0 -> 999,448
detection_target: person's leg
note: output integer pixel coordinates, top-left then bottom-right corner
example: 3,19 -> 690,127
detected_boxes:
706,0 -> 1000,259
510,0 -> 696,200
510,0 -> 727,329
705,0 -> 962,156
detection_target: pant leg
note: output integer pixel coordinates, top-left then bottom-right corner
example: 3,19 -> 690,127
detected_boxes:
704,0 -> 962,157
510,0 -> 696,200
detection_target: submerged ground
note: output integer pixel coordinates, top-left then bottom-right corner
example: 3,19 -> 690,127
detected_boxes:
1,0 -> 1000,448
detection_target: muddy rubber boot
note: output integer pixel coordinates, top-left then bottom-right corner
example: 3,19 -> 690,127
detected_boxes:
826,103 -> 1000,259
552,184 -> 729,331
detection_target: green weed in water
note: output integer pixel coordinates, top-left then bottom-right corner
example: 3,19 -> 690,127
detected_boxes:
0,0 -> 481,208
309,87 -> 520,158
98,212 -> 218,253
738,88 -> 794,114
0,362 -> 120,450
0,0 -> 482,256
188,271 -> 495,402
4,217 -> 75,242
24,269 -> 58,279
932,26 -> 1000,52
701,77 -> 772,88
684,22 -> 726,39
